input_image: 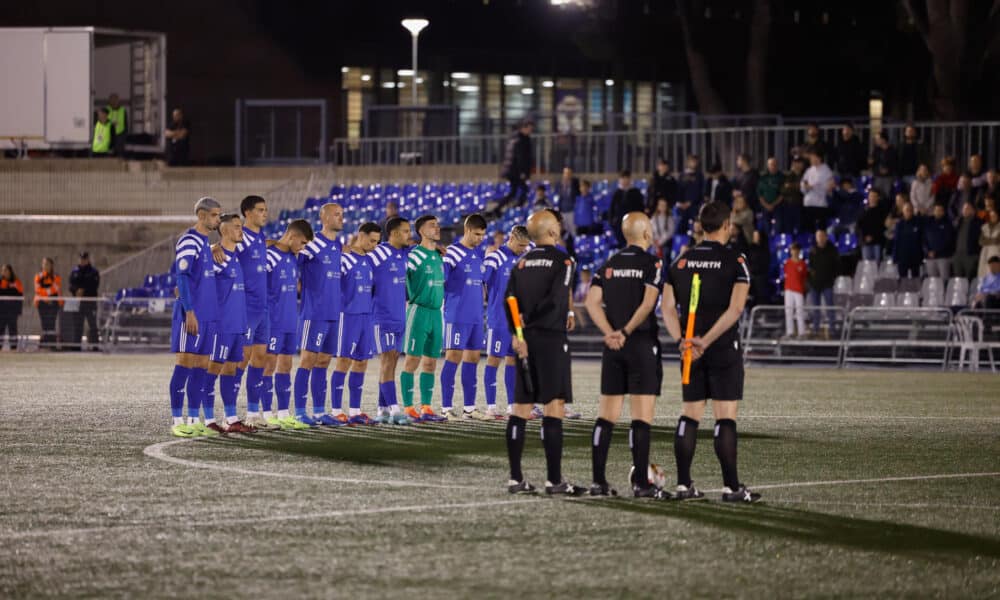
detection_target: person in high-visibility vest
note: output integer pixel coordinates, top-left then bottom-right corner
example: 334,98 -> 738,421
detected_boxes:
107,93 -> 128,156
92,108 -> 113,156
34,257 -> 63,349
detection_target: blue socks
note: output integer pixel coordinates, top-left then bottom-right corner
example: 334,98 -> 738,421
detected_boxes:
261,374 -> 274,413
202,371 -> 219,421
275,372 -> 291,412
186,367 -> 205,420
170,365 -> 191,418
461,362 -> 477,408
484,364 -> 498,407
246,366 -> 263,414
331,370 -> 347,412
293,367 -> 309,416
348,371 -> 364,411
220,373 -> 237,419
311,367 -> 328,415
440,360 -> 458,409
504,364 -> 516,407
380,380 -> 397,408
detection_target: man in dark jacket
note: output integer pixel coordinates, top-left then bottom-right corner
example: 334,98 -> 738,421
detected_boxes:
898,125 -> 926,184
733,154 -> 760,212
892,201 -> 923,278
647,157 -> 677,214
870,131 -> 898,199
757,157 -> 784,235
807,230 -> 839,339
952,200 -> 982,278
607,170 -> 645,246
69,251 -> 101,350
857,189 -> 888,261
553,166 -> 580,234
834,124 -> 865,178
705,162 -> 733,206
495,120 -> 534,214
923,203 -> 954,278
676,155 -> 704,234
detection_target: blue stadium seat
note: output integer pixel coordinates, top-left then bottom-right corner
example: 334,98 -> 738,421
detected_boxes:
671,235 -> 690,260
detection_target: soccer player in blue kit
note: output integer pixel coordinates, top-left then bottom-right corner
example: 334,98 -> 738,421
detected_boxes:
294,203 -> 344,427
369,216 -> 412,425
327,222 -> 381,425
169,197 -> 222,438
440,213 -> 489,420
482,225 -> 531,418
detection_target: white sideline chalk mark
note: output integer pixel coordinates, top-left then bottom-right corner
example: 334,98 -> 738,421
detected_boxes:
143,439 -> 478,490
703,471 -> 1000,494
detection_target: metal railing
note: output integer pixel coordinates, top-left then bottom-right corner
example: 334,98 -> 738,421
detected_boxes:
743,305 -> 848,364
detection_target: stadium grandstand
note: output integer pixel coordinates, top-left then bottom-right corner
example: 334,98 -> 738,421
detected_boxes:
1,1 -> 999,598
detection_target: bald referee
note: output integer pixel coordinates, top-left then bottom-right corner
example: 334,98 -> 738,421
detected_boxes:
661,201 -> 760,503
504,210 -> 584,496
584,212 -> 668,499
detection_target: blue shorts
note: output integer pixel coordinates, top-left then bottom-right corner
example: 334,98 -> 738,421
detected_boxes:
171,317 -> 219,356
247,310 -> 270,346
268,331 -> 297,355
373,322 -> 404,355
300,319 -> 339,355
444,322 -> 484,351
486,326 -> 514,358
213,332 -> 245,363
337,313 -> 374,361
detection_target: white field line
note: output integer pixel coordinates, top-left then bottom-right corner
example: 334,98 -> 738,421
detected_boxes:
770,500 -> 1000,511
702,471 -> 1000,494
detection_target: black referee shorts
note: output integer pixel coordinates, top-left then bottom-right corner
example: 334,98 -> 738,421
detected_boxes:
681,335 -> 744,402
515,331 -> 573,405
601,333 -> 663,396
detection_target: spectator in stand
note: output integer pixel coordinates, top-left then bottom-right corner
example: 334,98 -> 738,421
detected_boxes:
531,184 -> 551,209
494,120 -> 534,214
677,155 -> 704,234
0,264 -> 23,350
68,252 -> 100,351
799,122 -> 828,162
34,257 -> 62,349
893,201 -> 924,278
807,230 -> 839,339
647,157 -> 677,214
607,170 -> 645,246
747,229 -> 772,306
834,124 -> 865,178
979,208 -> 1000,277
980,195 -> 997,222
727,220 -> 748,254
968,154 -> 986,197
757,157 -> 784,235
781,158 -> 806,234
705,161 -> 733,206
981,170 -> 1000,206
931,156 -> 959,205
972,256 -> 1000,308
832,177 -> 864,226
164,108 -> 191,166
898,124 -> 926,186
858,189 -> 888,261
734,153 -> 760,211
910,164 -> 934,216
783,242 -> 808,339
730,191 -> 754,246
650,198 -> 675,258
572,268 -> 592,327
574,179 -> 599,235
952,200 -> 982,279
923,203 -> 955,279
554,166 -> 580,234
949,174 -> 975,220
678,220 -> 705,256
800,151 -> 835,233
884,192 -> 908,256
869,131 -> 898,198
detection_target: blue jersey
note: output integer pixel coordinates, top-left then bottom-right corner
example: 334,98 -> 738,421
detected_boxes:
369,242 -> 408,328
442,241 -> 485,325
235,226 -> 268,316
214,248 -> 248,334
483,244 -> 519,329
265,245 -> 299,333
298,232 -> 342,321
340,250 -> 374,315
173,228 -> 218,322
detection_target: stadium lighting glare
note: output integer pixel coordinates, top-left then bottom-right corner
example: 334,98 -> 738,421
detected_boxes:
503,75 -> 524,86
521,88 -> 534,95
605,79 -> 615,86
341,66 -> 349,73
451,72 -> 471,79
542,80 -> 555,88
397,69 -> 415,77
381,82 -> 395,89
360,74 -> 371,82
457,85 -> 480,93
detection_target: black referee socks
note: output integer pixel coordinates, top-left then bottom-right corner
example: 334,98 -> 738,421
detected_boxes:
674,416 -> 699,487
629,420 -> 651,489
591,418 -> 614,485
506,416 -> 527,482
714,418 -> 740,490
541,416 -> 563,484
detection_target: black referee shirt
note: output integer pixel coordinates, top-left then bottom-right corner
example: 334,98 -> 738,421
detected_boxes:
590,245 -> 662,334
664,240 -> 750,341
505,245 -> 573,334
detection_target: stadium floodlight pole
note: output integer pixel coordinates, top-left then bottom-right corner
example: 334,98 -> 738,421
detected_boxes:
401,18 -> 429,138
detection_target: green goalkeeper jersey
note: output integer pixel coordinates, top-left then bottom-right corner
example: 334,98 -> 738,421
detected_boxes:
406,245 -> 445,309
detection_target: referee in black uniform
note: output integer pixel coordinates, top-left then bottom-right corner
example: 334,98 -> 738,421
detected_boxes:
504,210 -> 584,496
584,212 -> 668,499
661,201 -> 760,503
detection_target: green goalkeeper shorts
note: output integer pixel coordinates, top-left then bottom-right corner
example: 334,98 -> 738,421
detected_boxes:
404,304 -> 443,358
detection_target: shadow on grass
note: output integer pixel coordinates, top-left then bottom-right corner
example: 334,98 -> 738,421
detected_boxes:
197,423 -> 778,466
588,499 -> 1000,562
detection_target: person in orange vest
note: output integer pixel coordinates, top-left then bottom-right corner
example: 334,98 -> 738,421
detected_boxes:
34,257 -> 63,349
0,264 -> 23,350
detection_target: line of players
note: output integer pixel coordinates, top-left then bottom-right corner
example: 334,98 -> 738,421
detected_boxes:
168,195 -> 554,437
